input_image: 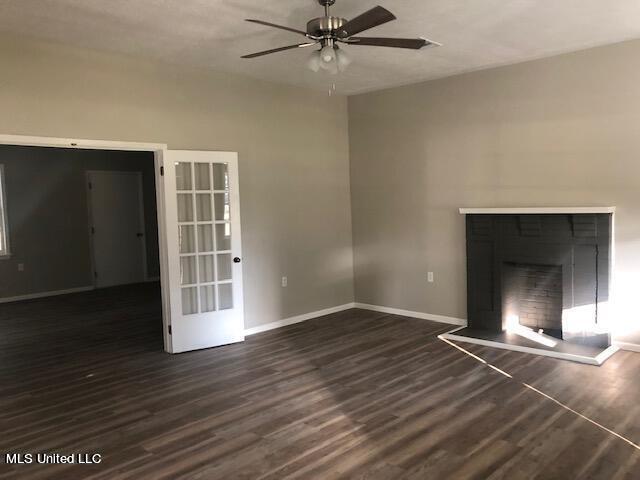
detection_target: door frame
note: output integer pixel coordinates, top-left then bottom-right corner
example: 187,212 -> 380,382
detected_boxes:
85,170 -> 149,287
0,134 -> 174,353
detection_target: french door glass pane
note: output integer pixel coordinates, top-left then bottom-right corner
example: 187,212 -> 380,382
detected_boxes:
199,255 -> 215,283
196,194 -> 212,221
217,253 -> 232,281
215,223 -> 231,251
218,283 -> 233,310
213,163 -> 229,190
200,285 -> 216,312
198,224 -> 214,252
181,287 -> 198,315
180,256 -> 197,285
176,163 -> 192,191
194,163 -> 211,190
177,194 -> 193,222
214,193 -> 230,221
179,225 -> 195,254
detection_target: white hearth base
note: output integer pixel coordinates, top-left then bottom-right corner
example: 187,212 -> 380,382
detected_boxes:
439,327 -> 619,366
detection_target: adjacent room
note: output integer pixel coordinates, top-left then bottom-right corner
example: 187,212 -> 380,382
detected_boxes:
1,1 -> 640,479
0,145 -> 163,357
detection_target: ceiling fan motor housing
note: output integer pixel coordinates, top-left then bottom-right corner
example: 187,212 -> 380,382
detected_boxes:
307,16 -> 346,37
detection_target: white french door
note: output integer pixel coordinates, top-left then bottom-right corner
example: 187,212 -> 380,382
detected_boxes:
163,150 -> 244,353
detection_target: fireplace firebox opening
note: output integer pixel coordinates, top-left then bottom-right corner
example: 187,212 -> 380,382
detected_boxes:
502,262 -> 563,340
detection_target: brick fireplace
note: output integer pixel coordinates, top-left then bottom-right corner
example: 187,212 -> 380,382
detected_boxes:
464,210 -> 612,349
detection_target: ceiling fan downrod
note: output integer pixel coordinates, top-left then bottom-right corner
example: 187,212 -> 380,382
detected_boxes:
318,0 -> 336,17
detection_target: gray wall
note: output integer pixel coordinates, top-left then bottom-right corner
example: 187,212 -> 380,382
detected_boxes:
348,39 -> 640,345
0,145 -> 159,298
0,33 -> 354,329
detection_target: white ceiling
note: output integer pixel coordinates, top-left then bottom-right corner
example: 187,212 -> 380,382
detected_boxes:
2,0 -> 640,95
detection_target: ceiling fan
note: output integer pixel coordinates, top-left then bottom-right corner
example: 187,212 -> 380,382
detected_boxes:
241,0 -> 440,74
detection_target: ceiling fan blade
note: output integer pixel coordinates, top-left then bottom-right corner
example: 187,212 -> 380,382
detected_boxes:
245,19 -> 308,36
241,42 -> 317,59
347,37 -> 433,49
337,6 -> 396,38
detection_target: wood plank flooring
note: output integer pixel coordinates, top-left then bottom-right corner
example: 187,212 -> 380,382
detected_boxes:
1,284 -> 640,479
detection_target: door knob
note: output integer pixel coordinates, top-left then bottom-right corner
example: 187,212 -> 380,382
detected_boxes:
233,257 -> 241,263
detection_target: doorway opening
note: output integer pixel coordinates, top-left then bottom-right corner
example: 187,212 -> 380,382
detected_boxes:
0,141 -> 167,353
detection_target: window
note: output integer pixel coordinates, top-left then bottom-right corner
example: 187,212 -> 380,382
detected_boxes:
0,165 -> 9,257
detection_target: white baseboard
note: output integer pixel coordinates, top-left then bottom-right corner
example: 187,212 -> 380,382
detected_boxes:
245,302 -> 468,336
240,298 -> 640,356
353,302 -> 467,326
613,341 -> 640,353
244,303 -> 356,336
0,285 -> 95,304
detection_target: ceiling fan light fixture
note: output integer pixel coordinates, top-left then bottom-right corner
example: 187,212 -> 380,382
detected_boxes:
335,48 -> 352,71
307,50 -> 322,72
319,58 -> 338,74
327,59 -> 339,75
320,44 -> 336,63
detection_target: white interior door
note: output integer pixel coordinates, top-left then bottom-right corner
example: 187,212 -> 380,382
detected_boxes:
163,151 -> 244,353
88,171 -> 146,288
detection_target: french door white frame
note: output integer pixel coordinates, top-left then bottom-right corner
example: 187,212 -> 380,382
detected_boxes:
0,134 -> 176,352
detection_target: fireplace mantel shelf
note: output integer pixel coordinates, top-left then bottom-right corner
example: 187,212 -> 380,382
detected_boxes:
459,207 -> 616,215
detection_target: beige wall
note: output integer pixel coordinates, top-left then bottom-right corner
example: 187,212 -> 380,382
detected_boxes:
349,39 -> 640,345
0,34 -> 354,328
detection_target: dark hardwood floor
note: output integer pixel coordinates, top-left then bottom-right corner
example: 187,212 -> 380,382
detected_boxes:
1,284 -> 640,479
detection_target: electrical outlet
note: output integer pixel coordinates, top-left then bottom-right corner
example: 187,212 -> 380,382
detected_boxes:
18,263 -> 24,272
427,272 -> 434,283
281,276 -> 288,287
